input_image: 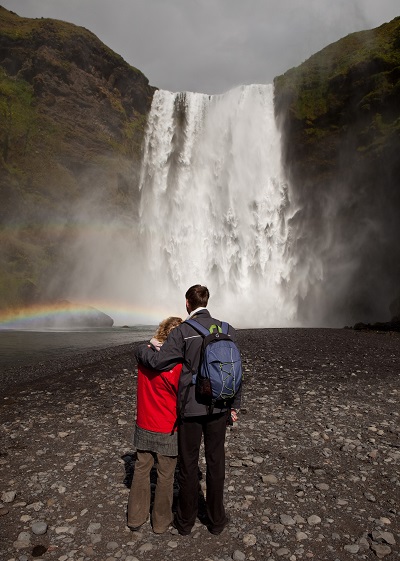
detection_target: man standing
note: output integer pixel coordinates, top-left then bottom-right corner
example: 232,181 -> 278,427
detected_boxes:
135,284 -> 241,536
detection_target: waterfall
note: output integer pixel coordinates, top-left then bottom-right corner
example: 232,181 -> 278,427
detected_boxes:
137,84 -> 297,327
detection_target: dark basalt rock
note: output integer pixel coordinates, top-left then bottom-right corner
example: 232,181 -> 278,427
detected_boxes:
353,316 -> 400,332
8,300 -> 114,328
38,301 -> 115,328
274,17 -> 400,326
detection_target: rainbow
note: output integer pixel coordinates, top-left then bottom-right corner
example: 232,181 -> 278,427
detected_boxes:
0,300 -> 178,329
0,220 -> 132,237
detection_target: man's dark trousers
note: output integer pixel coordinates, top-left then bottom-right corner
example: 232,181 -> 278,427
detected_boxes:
176,412 -> 229,535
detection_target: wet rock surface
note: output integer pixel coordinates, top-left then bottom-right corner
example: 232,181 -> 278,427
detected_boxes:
0,328 -> 399,560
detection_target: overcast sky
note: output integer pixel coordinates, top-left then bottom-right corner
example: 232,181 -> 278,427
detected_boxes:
2,0 -> 399,94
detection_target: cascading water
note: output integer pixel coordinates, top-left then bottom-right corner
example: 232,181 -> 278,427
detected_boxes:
138,84 -> 298,327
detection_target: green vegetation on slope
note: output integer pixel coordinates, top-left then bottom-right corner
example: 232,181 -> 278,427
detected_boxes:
0,6 -> 155,311
274,16 -> 400,325
274,17 -> 400,167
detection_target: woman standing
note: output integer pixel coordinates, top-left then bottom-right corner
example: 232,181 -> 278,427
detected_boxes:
128,317 -> 182,534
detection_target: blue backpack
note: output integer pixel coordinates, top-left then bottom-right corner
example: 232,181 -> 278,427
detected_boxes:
185,319 -> 242,408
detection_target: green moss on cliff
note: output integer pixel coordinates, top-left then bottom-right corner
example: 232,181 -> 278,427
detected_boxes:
0,68 -> 36,162
274,16 -> 400,179
274,16 -> 400,325
0,6 -> 156,311
275,17 -> 400,123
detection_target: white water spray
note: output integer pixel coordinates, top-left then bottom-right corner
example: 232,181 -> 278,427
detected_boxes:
138,85 -> 298,327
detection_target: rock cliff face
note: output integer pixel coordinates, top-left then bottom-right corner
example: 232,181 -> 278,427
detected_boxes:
274,17 -> 400,325
0,6 -> 155,311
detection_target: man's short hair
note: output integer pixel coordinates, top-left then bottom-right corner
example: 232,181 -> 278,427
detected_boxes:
185,285 -> 210,309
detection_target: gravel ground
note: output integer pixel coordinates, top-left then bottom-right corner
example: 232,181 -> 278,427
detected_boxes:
0,328 -> 399,561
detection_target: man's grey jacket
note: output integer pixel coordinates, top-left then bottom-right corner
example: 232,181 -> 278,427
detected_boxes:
135,308 -> 242,417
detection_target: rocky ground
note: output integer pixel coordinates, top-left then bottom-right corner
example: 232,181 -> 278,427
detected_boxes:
0,328 -> 399,561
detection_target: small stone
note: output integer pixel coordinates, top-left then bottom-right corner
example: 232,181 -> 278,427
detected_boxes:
253,456 -> 264,464
58,432 -> 70,438
296,531 -> 308,541
233,550 -> 246,561
380,532 -> 396,545
372,531 -> 396,545
55,526 -> 70,534
0,507 -> 9,516
370,543 -> 392,558
276,548 -> 290,556
138,543 -> 153,553
2,490 -> 16,503
307,515 -> 321,525
13,541 -> 28,551
280,514 -> 295,526
243,533 -> 257,546
315,483 -> 329,491
87,522 -> 101,534
344,544 -> 359,553
32,544 -> 48,557
359,537 -> 370,549
31,521 -> 48,535
106,541 -> 119,550
13,531 -> 30,549
17,531 -> 30,543
90,533 -> 102,544
26,501 -> 43,512
364,492 -> 376,502
167,541 -> 178,548
261,474 -> 278,484
337,499 -> 348,506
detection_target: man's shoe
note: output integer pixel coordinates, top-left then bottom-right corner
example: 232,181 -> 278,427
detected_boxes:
208,515 -> 230,535
170,518 -> 191,536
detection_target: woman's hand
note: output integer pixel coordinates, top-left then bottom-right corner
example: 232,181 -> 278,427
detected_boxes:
230,409 -> 239,422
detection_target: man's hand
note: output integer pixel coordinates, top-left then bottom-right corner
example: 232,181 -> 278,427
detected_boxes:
230,409 -> 239,422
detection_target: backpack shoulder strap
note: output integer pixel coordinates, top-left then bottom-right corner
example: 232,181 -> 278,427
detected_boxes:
185,318 -> 210,337
220,321 -> 229,335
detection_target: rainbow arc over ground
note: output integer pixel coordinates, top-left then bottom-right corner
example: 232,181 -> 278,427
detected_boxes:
0,301 -> 171,329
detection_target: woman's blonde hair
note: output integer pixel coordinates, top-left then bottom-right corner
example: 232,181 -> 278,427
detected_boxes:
154,316 -> 183,343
